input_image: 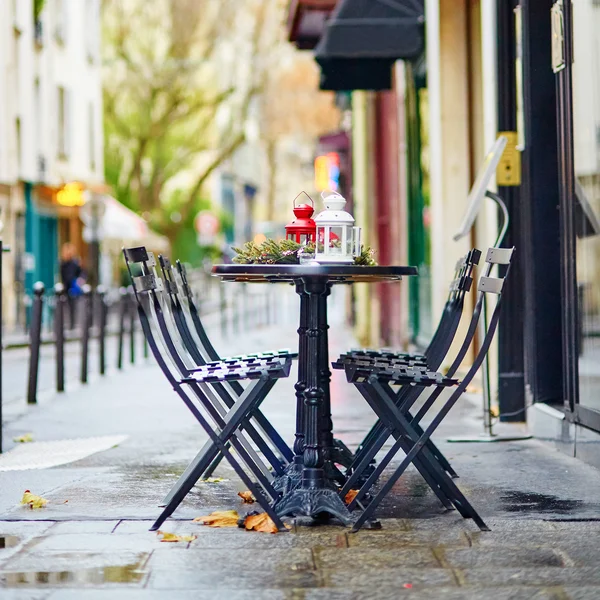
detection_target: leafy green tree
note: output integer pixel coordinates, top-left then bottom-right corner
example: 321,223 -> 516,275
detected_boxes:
102,0 -> 279,253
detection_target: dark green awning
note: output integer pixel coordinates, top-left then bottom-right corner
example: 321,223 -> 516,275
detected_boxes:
315,0 -> 425,91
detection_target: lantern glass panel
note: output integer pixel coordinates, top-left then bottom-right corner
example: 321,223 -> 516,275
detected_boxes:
328,226 -> 344,254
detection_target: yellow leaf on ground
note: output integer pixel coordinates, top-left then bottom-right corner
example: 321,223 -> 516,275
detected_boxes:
243,513 -> 279,534
344,489 -> 359,505
193,510 -> 239,527
13,433 -> 34,443
238,491 -> 255,504
157,531 -> 197,543
199,477 -> 228,484
21,490 -> 47,509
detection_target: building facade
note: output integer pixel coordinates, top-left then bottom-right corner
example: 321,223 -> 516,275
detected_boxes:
286,0 -> 600,467
0,0 -> 104,328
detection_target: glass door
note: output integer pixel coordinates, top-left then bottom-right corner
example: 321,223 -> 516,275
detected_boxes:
572,0 -> 600,424
556,0 -> 600,430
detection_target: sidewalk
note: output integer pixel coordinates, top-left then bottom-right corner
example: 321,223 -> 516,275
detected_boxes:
2,296 -> 600,598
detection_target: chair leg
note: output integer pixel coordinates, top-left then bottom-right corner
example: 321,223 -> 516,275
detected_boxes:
349,380 -> 489,532
341,386 -> 456,511
151,383 -> 286,532
151,431 -> 286,532
161,381 -> 277,506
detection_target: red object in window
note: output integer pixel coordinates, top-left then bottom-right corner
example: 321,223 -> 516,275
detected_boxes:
317,229 -> 340,244
286,193 -> 316,244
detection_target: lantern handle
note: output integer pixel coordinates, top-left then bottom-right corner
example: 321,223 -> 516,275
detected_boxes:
293,191 -> 314,208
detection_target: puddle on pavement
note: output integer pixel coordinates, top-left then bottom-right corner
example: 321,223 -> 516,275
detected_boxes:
0,535 -> 20,549
500,490 -> 585,514
0,560 -> 146,587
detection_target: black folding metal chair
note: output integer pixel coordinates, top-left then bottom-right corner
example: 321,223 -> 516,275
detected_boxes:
154,255 -> 294,503
123,247 -> 293,532
340,247 -> 515,532
333,249 -> 481,484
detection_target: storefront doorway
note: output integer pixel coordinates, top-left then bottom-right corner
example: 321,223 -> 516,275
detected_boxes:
556,0 -> 600,432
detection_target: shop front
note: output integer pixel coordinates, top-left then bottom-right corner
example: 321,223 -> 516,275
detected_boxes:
515,0 -> 600,465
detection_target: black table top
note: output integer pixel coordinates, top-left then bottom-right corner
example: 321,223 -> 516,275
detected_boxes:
212,264 -> 418,284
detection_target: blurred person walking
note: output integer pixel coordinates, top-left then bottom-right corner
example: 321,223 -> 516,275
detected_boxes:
60,243 -> 84,329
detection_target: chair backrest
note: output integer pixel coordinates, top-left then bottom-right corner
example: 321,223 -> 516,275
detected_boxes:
424,248 -> 481,368
157,255 -> 207,366
444,246 -> 514,380
122,246 -> 188,385
175,260 -> 222,363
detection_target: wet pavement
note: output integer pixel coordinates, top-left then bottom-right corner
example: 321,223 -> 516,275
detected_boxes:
2,286 -> 600,598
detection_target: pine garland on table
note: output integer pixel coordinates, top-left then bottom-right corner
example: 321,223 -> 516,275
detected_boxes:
231,239 -> 376,266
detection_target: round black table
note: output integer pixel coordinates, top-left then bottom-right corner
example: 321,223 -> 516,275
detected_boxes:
212,264 -> 418,524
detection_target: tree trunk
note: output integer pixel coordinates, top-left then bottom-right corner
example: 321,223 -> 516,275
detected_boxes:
265,139 -> 277,222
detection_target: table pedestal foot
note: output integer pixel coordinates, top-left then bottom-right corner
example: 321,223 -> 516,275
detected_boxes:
275,468 -> 354,525
331,438 -> 354,469
324,459 -> 346,486
273,457 -> 304,493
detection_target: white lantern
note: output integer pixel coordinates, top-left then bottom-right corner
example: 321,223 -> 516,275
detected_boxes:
314,191 -> 361,264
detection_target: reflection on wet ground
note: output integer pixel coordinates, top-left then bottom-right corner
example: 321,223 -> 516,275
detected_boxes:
500,490 -> 586,514
0,535 -> 20,549
0,557 -> 146,587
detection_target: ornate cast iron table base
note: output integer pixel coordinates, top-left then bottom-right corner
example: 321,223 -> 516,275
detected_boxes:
274,468 -> 354,525
212,264 -> 416,527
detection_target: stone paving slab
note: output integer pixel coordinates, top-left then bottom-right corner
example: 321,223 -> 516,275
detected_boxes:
3,316 -> 600,597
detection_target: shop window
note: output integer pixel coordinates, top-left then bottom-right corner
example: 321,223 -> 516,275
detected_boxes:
57,86 -> 69,160
572,0 -> 600,414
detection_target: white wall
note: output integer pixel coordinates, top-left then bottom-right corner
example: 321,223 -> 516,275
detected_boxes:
0,0 -> 104,188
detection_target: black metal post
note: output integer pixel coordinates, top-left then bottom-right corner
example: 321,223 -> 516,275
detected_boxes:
27,282 -> 45,404
0,240 -> 3,451
97,286 -> 107,375
117,287 -> 127,370
0,241 -> 2,451
496,0 -> 526,420
129,287 -> 136,365
54,283 -> 66,392
517,0 -> 564,407
220,283 -> 226,338
80,285 -> 92,384
0,242 -> 7,452
232,286 -> 239,335
242,283 -> 248,330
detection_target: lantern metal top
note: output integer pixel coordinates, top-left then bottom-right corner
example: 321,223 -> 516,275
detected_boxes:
314,191 -> 355,224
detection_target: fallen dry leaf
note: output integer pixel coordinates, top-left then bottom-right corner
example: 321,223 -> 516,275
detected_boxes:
199,477 -> 228,484
157,531 -> 197,543
193,510 -> 239,528
238,491 -> 255,504
243,513 -> 279,534
344,489 -> 359,505
21,490 -> 47,509
13,433 -> 34,443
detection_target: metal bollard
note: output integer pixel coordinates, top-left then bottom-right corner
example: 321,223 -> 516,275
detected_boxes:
0,241 -> 9,452
242,283 -> 248,330
117,287 -> 127,370
80,285 -> 92,384
220,283 -> 226,338
27,282 -> 45,404
128,287 -> 136,365
232,286 -> 239,335
97,286 -> 107,376
266,287 -> 272,326
54,283 -> 66,392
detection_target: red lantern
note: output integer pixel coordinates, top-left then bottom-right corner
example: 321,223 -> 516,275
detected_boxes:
285,192 -> 316,244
